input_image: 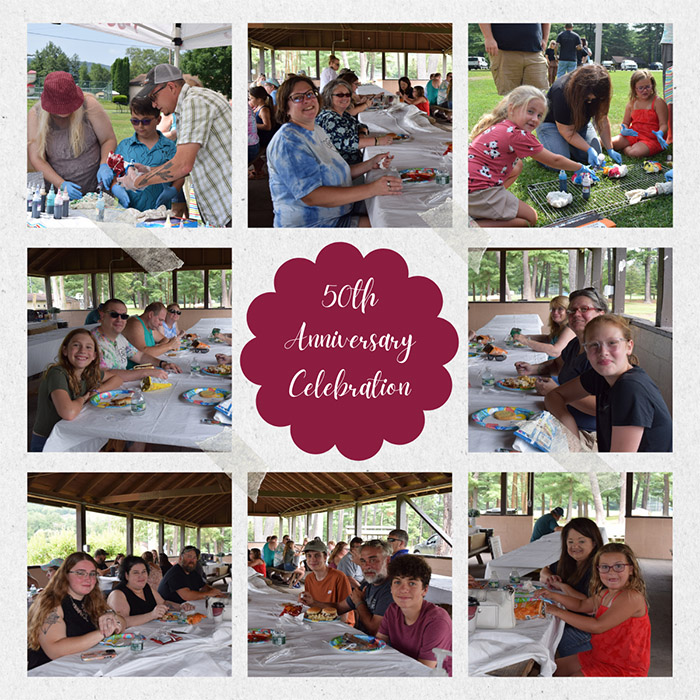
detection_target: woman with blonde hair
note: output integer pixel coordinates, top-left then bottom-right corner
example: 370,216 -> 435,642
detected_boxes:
545,40 -> 558,86
28,552 -> 126,670
514,295 -> 575,358
27,71 -> 117,199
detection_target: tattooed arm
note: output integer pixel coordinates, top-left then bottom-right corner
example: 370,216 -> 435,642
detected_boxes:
133,143 -> 201,188
39,604 -> 106,660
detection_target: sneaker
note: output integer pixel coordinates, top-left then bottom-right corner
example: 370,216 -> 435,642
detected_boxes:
292,582 -> 301,588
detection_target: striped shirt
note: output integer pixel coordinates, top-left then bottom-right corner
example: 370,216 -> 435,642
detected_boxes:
175,84 -> 232,227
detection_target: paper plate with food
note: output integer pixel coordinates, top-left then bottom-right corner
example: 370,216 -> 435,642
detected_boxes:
496,376 -> 538,392
201,364 -> 232,378
182,387 -> 231,405
471,406 -> 535,430
329,633 -> 386,652
399,167 -> 439,183
90,389 -> 134,408
248,628 -> 273,644
304,606 -> 338,622
159,611 -> 182,622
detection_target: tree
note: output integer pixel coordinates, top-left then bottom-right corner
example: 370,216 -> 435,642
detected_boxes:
180,46 -> 232,98
29,42 -> 71,80
111,57 -> 130,96
125,47 -> 171,78
67,54 -> 82,82
89,62 -> 111,84
78,62 -> 90,86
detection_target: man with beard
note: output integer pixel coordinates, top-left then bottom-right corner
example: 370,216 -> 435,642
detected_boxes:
158,546 -> 225,604
318,539 -> 394,636
92,549 -> 111,575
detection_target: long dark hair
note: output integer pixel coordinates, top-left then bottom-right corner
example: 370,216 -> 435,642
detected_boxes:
275,76 -> 318,124
398,76 -> 413,99
118,554 -> 150,583
556,518 -> 604,586
563,64 -> 612,131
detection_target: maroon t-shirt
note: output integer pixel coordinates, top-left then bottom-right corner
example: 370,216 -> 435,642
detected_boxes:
378,600 -> 452,675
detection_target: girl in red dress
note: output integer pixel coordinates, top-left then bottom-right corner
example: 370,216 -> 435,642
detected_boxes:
537,542 -> 650,676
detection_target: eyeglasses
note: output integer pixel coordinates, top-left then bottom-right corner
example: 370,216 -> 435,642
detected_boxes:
108,311 -> 129,320
68,570 -> 98,579
130,118 -> 153,126
288,90 -> 318,104
150,84 -> 168,101
168,309 -> 182,315
636,85 -> 652,91
332,92 -> 352,99
583,338 -> 627,353
566,306 -> 601,316
597,563 -> 632,573
386,537 -> 399,543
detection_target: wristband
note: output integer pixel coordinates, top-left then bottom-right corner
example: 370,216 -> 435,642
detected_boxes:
159,360 -> 166,368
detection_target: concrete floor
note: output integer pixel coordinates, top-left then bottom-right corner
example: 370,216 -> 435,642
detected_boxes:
470,553 -> 672,677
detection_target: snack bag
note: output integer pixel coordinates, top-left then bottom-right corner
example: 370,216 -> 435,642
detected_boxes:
514,598 -> 546,621
142,376 -> 173,392
513,411 -> 567,452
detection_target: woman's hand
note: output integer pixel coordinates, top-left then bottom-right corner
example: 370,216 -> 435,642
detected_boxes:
180,602 -> 196,612
97,164 -> 115,189
586,147 -> 600,168
375,134 -> 393,147
535,377 -> 558,395
97,612 -> 120,638
545,603 -> 562,617
513,333 -> 528,345
620,123 -> 638,137
151,604 -> 170,620
368,152 -> 394,169
161,362 -> 182,374
370,174 -> 403,197
61,181 -> 83,200
543,574 -> 563,589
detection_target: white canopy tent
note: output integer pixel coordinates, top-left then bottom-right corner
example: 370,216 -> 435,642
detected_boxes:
70,23 -> 232,66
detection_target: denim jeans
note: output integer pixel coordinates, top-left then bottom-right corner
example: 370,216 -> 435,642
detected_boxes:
557,60 -> 577,78
536,121 -> 601,171
29,433 -> 48,452
557,622 -> 592,657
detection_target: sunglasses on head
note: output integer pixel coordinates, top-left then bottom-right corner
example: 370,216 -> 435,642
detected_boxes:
130,118 -> 154,126
109,311 -> 129,320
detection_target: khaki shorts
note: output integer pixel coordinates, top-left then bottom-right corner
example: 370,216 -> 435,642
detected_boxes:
469,185 -> 520,220
490,50 -> 549,95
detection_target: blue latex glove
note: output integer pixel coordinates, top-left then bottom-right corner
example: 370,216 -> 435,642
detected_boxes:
652,129 -> 668,150
664,168 -> 673,182
620,123 -> 638,137
61,181 -> 82,200
97,163 -> 115,189
110,183 -> 131,208
574,165 -> 600,182
607,148 -> 622,165
586,147 -> 600,168
155,185 -> 177,209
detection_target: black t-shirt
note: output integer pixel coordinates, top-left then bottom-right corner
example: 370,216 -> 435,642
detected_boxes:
157,564 -> 205,604
490,24 -> 543,53
579,365 -> 673,452
557,337 -> 597,431
543,73 -> 576,126
545,48 -> 556,61
577,46 -> 591,65
550,560 -> 593,596
116,581 -> 157,615
345,578 -> 394,635
28,595 -> 97,670
557,29 -> 581,62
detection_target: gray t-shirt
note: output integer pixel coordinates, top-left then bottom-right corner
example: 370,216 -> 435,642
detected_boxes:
337,552 -> 364,583
345,578 -> 394,635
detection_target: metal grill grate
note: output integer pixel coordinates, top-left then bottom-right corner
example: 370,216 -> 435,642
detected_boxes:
526,163 -> 670,225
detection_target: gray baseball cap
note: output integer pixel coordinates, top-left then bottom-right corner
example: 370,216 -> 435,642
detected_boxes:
136,64 -> 184,98
41,558 -> 64,570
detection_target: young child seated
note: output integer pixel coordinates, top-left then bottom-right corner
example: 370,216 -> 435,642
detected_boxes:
411,86 -> 431,115
110,96 -> 184,211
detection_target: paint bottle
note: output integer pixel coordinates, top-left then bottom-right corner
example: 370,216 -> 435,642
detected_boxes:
558,170 -> 567,192
46,185 -> 55,216
31,187 -> 41,218
53,189 -> 63,219
582,173 -> 591,201
40,185 -> 47,213
62,184 -> 70,217
96,192 -> 105,221
26,186 -> 33,212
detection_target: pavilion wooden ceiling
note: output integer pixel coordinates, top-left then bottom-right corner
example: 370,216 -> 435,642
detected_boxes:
27,472 -> 231,528
27,248 -> 232,277
248,24 -> 452,53
249,472 -> 452,516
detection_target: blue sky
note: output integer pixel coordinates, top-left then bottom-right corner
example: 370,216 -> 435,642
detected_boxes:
28,24 -> 159,66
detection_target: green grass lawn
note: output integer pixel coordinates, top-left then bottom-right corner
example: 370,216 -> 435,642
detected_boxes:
28,99 -> 136,143
468,70 -> 672,227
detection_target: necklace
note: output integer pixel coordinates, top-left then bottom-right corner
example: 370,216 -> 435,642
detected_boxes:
69,596 -> 91,623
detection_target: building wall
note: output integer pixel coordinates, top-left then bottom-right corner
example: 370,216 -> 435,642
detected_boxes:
469,302 -> 549,334
629,321 -> 673,415
474,515 -> 534,554
625,517 -> 673,559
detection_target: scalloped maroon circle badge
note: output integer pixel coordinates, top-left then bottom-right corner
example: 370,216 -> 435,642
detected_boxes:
240,242 -> 459,460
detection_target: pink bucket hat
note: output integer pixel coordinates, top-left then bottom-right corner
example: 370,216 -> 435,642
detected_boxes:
41,71 -> 84,115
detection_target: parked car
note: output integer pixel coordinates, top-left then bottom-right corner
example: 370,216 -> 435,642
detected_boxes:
602,60 -> 614,71
468,56 -> 489,70
649,62 -> 663,71
484,507 -> 517,515
621,60 -> 638,71
413,533 -> 450,555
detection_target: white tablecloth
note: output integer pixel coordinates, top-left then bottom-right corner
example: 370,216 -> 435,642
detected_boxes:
28,599 -> 231,677
43,319 -> 232,452
28,324 -> 99,377
359,105 -> 452,228
469,314 -> 549,452
247,571 -> 434,677
98,576 -> 120,593
425,574 -> 452,606
469,613 -> 564,676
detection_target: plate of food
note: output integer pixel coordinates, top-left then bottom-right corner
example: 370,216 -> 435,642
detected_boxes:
279,603 -> 303,618
471,406 -> 535,430
248,628 -> 273,644
399,167 -> 438,183
160,612 -> 182,622
304,606 -> 338,622
182,387 -> 230,405
329,633 -> 386,652
496,376 -> 538,392
201,364 -> 232,378
90,389 -> 134,408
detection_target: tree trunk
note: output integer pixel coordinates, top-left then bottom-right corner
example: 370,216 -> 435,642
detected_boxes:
663,474 -> 670,516
644,254 -> 653,303
589,471 -> 605,525
83,275 -> 90,309
619,472 -> 627,524
437,492 -> 452,556
558,266 -> 563,295
530,255 -> 538,298
567,481 -> 573,518
568,249 -> 578,290
522,251 -> 532,300
641,473 -> 651,510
